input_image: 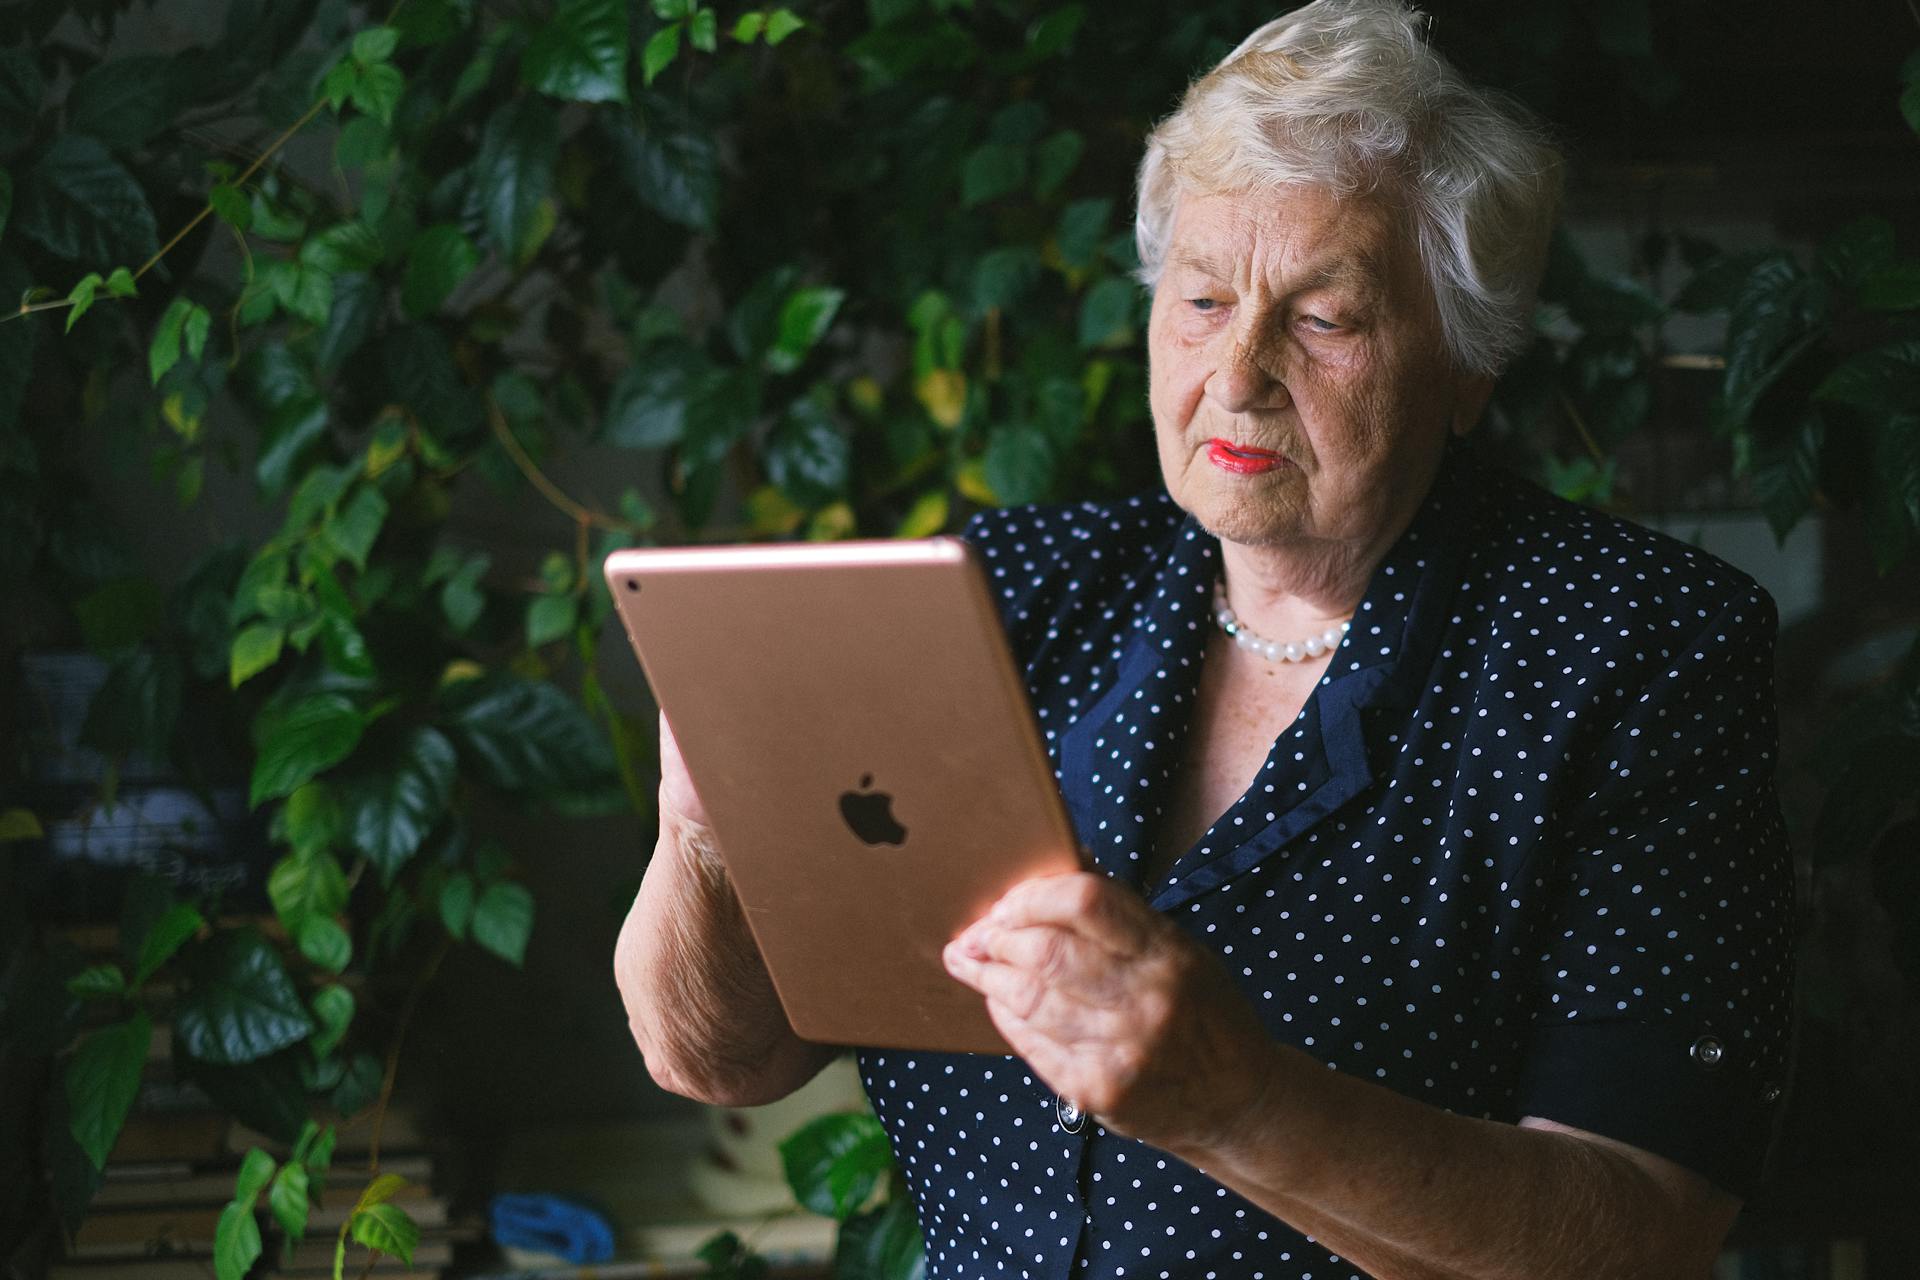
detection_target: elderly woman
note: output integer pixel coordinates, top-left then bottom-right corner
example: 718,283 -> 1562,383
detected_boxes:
615,2 -> 1796,1277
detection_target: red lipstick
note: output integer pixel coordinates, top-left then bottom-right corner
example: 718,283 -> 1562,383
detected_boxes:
1207,439 -> 1290,474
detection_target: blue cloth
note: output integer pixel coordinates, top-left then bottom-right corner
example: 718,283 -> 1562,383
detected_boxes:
488,1192 -> 615,1264
857,442 -> 1796,1280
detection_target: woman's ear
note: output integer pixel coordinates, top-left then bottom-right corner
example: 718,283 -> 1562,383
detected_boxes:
1449,374 -> 1496,437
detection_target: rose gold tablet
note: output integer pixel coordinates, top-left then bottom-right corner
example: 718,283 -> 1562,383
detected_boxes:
604,536 -> 1085,1056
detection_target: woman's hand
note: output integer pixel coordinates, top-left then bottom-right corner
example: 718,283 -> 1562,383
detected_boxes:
941,871 -> 1289,1161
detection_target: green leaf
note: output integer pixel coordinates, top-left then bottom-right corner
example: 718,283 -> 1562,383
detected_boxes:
268,850 -> 350,930
213,1200 -> 262,1280
1862,261 -> 1920,312
972,247 -> 1040,314
231,623 -> 286,687
768,399 -> 851,506
1077,275 -> 1140,349
268,260 -> 334,326
183,304 -> 211,360
439,871 -> 476,940
1820,216 -> 1895,289
296,916 -> 352,973
643,23 -> 683,84
348,62 -> 404,126
134,903 -> 205,986
732,12 -> 766,40
401,224 -> 479,317
767,287 -> 845,374
347,727 -> 458,882
523,0 -> 630,104
65,56 -> 179,148
105,267 -> 136,298
332,1051 -> 383,1114
352,26 -> 401,64
985,424 -> 1054,504
603,113 -> 718,231
779,1112 -> 890,1221
326,486 -> 389,570
1815,340 -> 1920,416
604,349 -> 702,447
527,593 -> 579,647
74,577 -> 163,651
0,808 -> 42,842
300,222 -> 384,274
80,647 -> 182,765
833,1199 -> 926,1280
15,136 -> 159,265
689,8 -> 718,52
764,9 -> 805,44
441,676 -> 617,794
64,273 -> 99,332
250,693 -> 369,807
269,1161 -> 312,1244
1057,197 -> 1111,270
65,1014 -> 152,1170
66,964 -> 127,999
468,98 -> 558,260
310,985 -> 355,1058
205,182 -> 252,232
287,782 -> 346,856
174,931 -> 315,1064
351,1201 -> 420,1264
471,880 -> 534,967
960,142 -> 1027,207
236,1146 -> 278,1202
440,554 -> 489,633
0,49 -> 46,155
256,400 -> 330,498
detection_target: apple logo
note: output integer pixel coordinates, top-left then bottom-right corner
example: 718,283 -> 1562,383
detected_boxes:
839,774 -> 907,846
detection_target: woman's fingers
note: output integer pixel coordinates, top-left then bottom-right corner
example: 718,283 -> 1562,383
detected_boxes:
978,872 -> 1157,958
656,708 -> 713,829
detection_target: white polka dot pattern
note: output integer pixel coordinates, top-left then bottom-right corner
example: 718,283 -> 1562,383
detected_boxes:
856,445 -> 1796,1280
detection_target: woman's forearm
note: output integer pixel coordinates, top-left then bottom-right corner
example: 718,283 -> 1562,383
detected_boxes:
614,809 -> 834,1106
1172,1045 -> 1715,1280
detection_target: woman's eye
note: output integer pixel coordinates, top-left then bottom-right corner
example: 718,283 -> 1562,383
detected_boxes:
1187,298 -> 1222,313
1302,315 -> 1341,332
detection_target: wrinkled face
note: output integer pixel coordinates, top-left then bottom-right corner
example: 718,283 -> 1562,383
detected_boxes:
1146,183 -> 1481,554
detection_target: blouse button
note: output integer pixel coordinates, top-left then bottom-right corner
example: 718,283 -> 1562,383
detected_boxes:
1056,1096 -> 1086,1133
1690,1035 -> 1725,1069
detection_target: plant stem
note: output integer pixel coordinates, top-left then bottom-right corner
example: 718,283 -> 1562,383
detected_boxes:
367,934 -> 451,1172
485,393 -> 634,532
4,97 -> 332,325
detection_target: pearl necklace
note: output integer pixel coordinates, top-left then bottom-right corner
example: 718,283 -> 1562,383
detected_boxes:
1212,577 -> 1351,663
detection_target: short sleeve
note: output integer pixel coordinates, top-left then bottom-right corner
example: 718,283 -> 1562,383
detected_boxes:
1516,582 -> 1797,1199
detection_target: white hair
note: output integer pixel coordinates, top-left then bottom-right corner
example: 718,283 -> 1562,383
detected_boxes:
1134,0 -> 1564,378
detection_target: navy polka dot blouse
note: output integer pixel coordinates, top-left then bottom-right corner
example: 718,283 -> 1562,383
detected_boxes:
855,442 -> 1796,1280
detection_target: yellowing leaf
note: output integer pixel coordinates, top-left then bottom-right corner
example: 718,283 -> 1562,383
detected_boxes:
956,458 -> 999,505
439,659 -> 485,688
352,1173 -> 410,1214
915,368 -> 966,429
162,392 -> 202,443
0,808 -> 44,841
365,417 -> 409,478
846,375 -> 884,417
806,502 -> 856,541
894,490 -> 949,539
747,484 -> 805,535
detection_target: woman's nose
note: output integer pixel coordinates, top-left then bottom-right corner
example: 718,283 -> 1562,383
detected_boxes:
1204,328 -> 1290,415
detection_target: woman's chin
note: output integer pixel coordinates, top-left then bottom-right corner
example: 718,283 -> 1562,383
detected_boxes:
1179,479 -> 1310,549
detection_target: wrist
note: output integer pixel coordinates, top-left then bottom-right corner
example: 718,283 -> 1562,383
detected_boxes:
1170,1040 -> 1325,1192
